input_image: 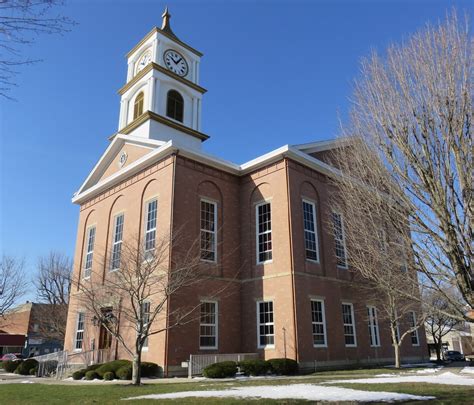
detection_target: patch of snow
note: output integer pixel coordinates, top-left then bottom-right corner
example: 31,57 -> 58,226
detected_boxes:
327,371 -> 474,386
460,367 -> 474,374
412,368 -> 443,374
123,384 -> 434,402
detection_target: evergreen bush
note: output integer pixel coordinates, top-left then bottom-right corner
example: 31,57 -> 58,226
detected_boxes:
238,359 -> 270,376
203,361 -> 237,378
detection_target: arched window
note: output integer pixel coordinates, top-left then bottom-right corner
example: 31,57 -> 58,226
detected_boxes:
166,90 -> 184,122
133,92 -> 144,120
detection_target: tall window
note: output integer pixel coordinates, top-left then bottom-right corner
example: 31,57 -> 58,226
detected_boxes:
257,301 -> 274,348
141,301 -> 151,349
144,199 -> 157,257
74,312 -> 85,351
83,226 -> 96,279
200,301 -> 218,349
332,212 -> 347,268
133,92 -> 144,120
303,200 -> 319,262
367,306 -> 380,347
200,200 -> 217,262
409,311 -> 419,346
342,303 -> 357,347
166,90 -> 184,122
256,202 -> 272,263
311,299 -> 327,347
111,213 -> 124,271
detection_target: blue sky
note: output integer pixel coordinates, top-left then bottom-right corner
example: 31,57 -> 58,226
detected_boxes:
0,0 -> 471,281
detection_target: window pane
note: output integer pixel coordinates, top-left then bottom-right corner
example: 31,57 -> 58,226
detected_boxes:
200,302 -> 217,348
111,214 -> 124,270
257,203 -> 272,263
257,301 -> 274,348
342,304 -> 356,346
303,201 -> 319,261
200,201 -> 217,261
332,213 -> 347,267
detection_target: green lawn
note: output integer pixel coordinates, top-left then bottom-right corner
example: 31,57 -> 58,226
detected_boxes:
0,377 -> 473,404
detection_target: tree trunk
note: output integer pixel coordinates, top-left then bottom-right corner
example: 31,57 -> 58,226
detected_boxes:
394,344 -> 401,368
435,339 -> 442,362
132,350 -> 142,386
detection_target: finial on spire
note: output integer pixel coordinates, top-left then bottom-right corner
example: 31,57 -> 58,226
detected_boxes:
161,6 -> 171,30
160,6 -> 177,38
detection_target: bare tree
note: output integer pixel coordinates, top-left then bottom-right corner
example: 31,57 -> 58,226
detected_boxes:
74,230 -> 228,385
34,251 -> 72,341
332,10 -> 473,322
0,255 -> 26,317
0,0 -> 75,98
329,183 -> 425,367
424,290 -> 460,361
36,251 -> 71,305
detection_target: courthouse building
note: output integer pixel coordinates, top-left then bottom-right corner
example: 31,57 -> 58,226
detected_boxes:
64,10 -> 428,375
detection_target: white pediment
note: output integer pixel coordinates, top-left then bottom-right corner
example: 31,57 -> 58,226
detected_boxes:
75,134 -> 165,197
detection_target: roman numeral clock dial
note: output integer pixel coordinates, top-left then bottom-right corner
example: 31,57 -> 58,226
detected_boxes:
163,49 -> 188,77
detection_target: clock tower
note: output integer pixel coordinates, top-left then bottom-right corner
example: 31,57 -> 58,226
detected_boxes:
116,7 -> 208,149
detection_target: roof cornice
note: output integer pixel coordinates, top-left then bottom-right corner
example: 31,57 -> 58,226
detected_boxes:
293,137 -> 353,154
72,141 -> 342,206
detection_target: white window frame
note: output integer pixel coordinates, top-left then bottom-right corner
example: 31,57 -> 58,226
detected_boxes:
256,201 -> 273,264
140,301 -> 151,351
199,300 -> 218,350
367,306 -> 381,347
302,199 -> 319,263
257,300 -> 275,349
200,199 -> 218,263
311,299 -> 327,347
332,212 -> 348,269
83,226 -> 96,279
409,311 -> 420,346
110,213 -> 125,271
342,302 -> 357,347
74,312 -> 85,352
144,199 -> 157,259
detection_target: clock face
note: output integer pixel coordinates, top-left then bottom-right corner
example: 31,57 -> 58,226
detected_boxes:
136,50 -> 152,74
163,49 -> 188,77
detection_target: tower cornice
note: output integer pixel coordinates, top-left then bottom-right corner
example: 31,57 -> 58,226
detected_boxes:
126,26 -> 203,59
112,111 -> 210,142
118,62 -> 207,96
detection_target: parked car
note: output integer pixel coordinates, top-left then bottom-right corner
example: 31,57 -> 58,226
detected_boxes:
444,350 -> 465,361
1,353 -> 25,361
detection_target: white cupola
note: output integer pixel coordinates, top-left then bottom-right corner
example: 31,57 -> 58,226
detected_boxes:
115,7 -> 208,149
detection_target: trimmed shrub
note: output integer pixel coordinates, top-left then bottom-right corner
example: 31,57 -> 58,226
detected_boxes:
116,365 -> 132,380
96,360 -> 130,378
85,363 -> 103,372
85,370 -> 100,380
3,360 -> 21,373
16,359 -> 39,376
72,369 -> 86,380
203,361 -> 238,378
140,362 -> 161,378
268,358 -> 298,375
103,371 -> 115,381
238,359 -> 270,376
29,367 -> 37,376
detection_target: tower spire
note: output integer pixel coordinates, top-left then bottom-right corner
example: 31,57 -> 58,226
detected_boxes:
161,6 -> 177,38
